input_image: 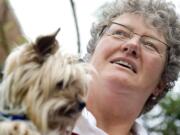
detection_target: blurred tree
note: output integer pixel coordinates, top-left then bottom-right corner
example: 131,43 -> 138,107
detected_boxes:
142,92 -> 180,135
0,0 -> 26,67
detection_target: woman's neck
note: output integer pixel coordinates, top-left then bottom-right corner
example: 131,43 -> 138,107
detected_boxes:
86,89 -> 143,135
87,107 -> 134,135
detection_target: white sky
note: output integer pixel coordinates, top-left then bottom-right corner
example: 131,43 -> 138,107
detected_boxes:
9,0 -> 110,56
9,0 -> 180,93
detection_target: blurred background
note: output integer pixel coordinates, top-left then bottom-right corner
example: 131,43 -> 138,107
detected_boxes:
0,0 -> 180,134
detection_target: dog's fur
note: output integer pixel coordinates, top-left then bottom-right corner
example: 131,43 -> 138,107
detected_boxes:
0,29 -> 91,135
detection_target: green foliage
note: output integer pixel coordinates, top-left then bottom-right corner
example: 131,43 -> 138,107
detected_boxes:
142,92 -> 180,135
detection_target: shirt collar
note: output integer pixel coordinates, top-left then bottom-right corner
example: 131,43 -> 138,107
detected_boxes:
73,108 -> 148,135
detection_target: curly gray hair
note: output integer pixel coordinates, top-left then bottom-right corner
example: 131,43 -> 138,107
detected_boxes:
84,0 -> 180,114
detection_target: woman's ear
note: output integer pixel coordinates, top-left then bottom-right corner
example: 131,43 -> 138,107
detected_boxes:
153,80 -> 166,97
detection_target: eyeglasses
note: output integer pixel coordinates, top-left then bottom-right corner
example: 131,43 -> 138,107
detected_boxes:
104,21 -> 169,57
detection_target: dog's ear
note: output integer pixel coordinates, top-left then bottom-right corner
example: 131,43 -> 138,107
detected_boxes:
34,28 -> 60,57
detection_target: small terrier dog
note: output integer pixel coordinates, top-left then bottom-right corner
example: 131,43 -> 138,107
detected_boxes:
0,29 -> 91,135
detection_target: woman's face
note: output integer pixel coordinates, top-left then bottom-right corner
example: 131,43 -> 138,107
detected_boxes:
89,13 -> 167,106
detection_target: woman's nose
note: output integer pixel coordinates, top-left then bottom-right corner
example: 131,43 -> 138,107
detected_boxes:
121,37 -> 141,58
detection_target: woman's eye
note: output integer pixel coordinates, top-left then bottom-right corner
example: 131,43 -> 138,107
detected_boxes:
115,30 -> 127,35
143,41 -> 158,52
112,30 -> 130,38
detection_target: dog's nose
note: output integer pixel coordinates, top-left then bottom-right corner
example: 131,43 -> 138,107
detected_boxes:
78,102 -> 86,110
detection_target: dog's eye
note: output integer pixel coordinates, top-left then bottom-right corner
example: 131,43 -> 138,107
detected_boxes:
56,81 -> 64,90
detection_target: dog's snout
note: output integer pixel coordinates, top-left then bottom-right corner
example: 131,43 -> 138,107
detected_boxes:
78,102 -> 86,110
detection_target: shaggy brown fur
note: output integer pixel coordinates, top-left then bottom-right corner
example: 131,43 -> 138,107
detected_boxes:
0,29 -> 91,135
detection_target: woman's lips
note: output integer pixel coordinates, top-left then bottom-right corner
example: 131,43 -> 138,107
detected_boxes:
110,58 -> 137,73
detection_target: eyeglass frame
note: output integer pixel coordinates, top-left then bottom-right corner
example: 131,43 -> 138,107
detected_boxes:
99,21 -> 170,57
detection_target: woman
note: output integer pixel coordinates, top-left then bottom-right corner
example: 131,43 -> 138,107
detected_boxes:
73,0 -> 180,135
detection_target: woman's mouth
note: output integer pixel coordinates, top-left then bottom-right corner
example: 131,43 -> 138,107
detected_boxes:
110,59 -> 137,73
